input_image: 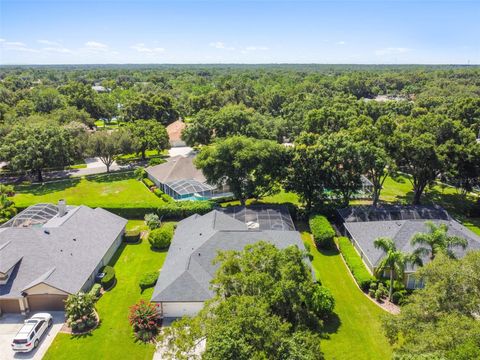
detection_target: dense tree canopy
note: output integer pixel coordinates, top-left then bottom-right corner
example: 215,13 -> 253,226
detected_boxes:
195,136 -> 288,205
383,251 -> 480,359
0,123 -> 74,182
160,242 -> 333,360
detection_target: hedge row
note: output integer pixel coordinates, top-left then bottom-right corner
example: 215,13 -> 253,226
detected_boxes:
337,236 -> 375,291
124,230 -> 141,243
309,215 -> 335,249
156,201 -> 215,219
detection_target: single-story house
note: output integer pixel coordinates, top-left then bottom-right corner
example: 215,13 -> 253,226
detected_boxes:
338,205 -> 480,289
166,120 -> 187,147
146,154 -> 232,201
0,200 -> 127,314
151,205 -> 307,318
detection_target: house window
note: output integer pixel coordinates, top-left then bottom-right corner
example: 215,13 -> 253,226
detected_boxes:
406,274 -> 425,289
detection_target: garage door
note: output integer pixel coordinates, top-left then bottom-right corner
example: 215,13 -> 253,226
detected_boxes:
0,299 -> 21,313
27,295 -> 67,311
161,302 -> 204,318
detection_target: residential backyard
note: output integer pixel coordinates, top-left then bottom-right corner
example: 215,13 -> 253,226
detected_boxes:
43,220 -> 168,360
10,172 -> 165,210
300,227 -> 393,360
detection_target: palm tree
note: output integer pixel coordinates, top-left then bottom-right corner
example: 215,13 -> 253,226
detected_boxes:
373,237 -> 420,302
410,221 -> 468,262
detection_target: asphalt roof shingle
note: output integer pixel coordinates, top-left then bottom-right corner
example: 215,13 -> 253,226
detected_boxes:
152,207 -> 306,303
0,205 -> 127,298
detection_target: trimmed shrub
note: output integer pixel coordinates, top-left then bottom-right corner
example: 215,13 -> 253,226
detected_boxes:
161,194 -> 174,203
144,213 -> 161,230
89,284 -> 102,300
157,201 -> 214,219
368,288 -> 376,298
139,271 -> 159,291
337,236 -> 375,291
309,215 -> 335,249
124,230 -> 141,243
148,227 -> 173,250
153,188 -> 163,197
100,265 -> 115,290
142,177 -> 155,188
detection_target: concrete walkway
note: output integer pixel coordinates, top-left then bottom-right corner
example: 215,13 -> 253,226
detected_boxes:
0,312 -> 64,360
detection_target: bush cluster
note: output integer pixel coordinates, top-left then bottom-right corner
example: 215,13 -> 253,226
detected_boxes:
148,226 -> 173,250
144,213 -> 161,229
148,157 -> 165,166
309,215 -> 336,249
65,293 -> 97,332
100,265 -> 116,290
337,236 -> 375,291
139,271 -> 159,291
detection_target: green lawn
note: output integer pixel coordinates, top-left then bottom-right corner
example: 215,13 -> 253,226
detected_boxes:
11,172 -> 165,210
44,220 -> 169,360
299,225 -> 392,360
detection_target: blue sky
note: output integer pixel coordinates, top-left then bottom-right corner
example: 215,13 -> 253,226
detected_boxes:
0,0 -> 478,64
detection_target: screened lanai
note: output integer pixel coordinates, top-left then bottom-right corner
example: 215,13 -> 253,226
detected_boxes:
162,179 -> 215,200
0,203 -> 59,228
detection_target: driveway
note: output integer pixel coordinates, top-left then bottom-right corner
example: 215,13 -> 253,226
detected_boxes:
0,312 -> 64,360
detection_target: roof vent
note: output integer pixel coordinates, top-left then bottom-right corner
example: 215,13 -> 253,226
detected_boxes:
58,199 -> 67,217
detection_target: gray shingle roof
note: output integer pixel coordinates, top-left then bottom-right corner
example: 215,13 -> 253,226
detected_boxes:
152,208 -> 306,303
0,205 -> 127,298
146,155 -> 207,184
344,216 -> 480,271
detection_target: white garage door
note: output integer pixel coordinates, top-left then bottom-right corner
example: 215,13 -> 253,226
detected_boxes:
162,302 -> 204,318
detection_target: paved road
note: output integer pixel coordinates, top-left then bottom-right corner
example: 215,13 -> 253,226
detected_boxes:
0,312 -> 64,360
1,147 -> 195,184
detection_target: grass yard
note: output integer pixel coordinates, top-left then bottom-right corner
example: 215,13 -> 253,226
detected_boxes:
299,225 -> 392,360
11,172 -> 165,210
44,220 -> 169,360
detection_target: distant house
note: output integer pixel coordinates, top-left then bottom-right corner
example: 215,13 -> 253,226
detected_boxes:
0,201 -> 127,314
145,154 -> 232,200
166,120 -> 186,147
92,85 -> 108,93
338,205 -> 480,289
151,205 -> 307,318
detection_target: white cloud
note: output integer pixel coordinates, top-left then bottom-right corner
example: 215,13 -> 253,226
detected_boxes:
209,41 -> 235,50
42,47 -> 73,54
130,43 -> 165,53
244,46 -> 269,51
37,39 -> 60,46
375,47 -> 412,56
1,40 -> 38,53
84,41 -> 109,51
337,41 -> 346,45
